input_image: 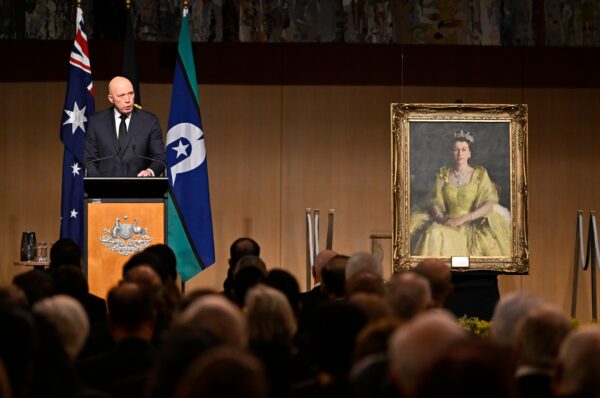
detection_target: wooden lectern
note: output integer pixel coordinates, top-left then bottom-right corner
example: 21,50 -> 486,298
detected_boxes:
84,177 -> 168,299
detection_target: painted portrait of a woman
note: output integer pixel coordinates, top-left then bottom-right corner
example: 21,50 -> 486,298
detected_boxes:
410,129 -> 511,257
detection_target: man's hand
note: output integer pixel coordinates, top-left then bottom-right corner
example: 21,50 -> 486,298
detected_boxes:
137,169 -> 153,177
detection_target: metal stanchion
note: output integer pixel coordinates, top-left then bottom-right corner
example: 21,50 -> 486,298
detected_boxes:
305,207 -> 335,290
571,211 -> 584,318
306,208 -> 313,290
314,209 -> 320,256
326,209 -> 334,250
571,211 -> 599,321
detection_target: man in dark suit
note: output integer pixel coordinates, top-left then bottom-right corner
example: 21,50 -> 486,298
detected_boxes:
84,76 -> 166,177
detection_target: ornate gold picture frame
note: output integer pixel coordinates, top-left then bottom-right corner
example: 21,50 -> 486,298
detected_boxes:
391,103 -> 529,273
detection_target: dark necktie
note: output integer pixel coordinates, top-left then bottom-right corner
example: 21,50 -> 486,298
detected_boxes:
118,114 -> 128,151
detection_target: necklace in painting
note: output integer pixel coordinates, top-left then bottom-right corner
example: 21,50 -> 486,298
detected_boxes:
453,170 -> 470,187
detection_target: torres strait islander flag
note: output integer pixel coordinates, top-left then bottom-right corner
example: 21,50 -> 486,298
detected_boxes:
60,7 -> 95,248
166,7 -> 215,282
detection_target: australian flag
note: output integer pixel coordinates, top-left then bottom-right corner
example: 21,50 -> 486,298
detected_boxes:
166,7 -> 215,282
60,7 -> 94,248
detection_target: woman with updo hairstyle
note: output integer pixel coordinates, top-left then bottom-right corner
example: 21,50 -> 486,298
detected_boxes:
410,130 -> 510,256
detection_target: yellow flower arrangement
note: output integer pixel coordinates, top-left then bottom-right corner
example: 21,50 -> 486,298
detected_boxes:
458,315 -> 491,337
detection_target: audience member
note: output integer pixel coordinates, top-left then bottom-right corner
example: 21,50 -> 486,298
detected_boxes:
0,309 -> 38,398
179,288 -> 218,311
321,255 -> 349,300
124,260 -> 180,345
144,244 -> 178,282
346,252 -> 383,280
263,269 -> 301,315
299,250 -> 337,319
386,271 -> 432,321
122,251 -> 169,283
235,255 -> 268,275
177,294 -> 247,347
490,292 -> 544,349
145,326 -> 218,398
553,325 -> 600,398
0,285 -> 28,312
77,283 -> 157,398
12,270 -> 54,306
49,238 -> 82,268
388,310 -> 468,398
351,317 -> 400,398
123,265 -> 162,296
415,339 -> 514,398
50,264 -> 110,360
513,304 -> 572,398
174,346 -> 268,398
311,250 -> 338,288
348,292 -> 392,323
414,259 -> 452,308
231,265 -> 265,307
347,271 -> 386,297
223,237 -> 261,298
246,284 -> 298,398
32,294 -> 89,360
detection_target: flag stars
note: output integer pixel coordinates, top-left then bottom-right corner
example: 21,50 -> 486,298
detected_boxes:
70,209 -> 78,218
63,102 -> 87,134
172,139 -> 189,158
71,162 -> 81,176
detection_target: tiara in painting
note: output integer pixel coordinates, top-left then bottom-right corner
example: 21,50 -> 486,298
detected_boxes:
454,130 -> 474,143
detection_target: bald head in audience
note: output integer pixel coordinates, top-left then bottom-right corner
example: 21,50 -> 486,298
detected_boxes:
386,271 -> 432,321
553,325 -> 600,398
414,259 -> 452,308
389,310 -> 468,398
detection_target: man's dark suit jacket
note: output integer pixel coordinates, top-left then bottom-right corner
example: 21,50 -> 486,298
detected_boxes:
84,107 -> 166,177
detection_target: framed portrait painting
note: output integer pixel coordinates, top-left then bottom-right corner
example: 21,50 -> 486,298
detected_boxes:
391,103 -> 529,273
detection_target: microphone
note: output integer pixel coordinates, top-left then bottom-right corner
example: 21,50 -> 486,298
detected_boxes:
132,144 -> 167,176
85,153 -> 117,176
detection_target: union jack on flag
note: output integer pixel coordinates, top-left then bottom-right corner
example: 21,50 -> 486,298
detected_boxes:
60,7 -> 95,249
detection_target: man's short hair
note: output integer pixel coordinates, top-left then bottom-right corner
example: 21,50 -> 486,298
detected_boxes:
144,244 -> 177,281
386,271 -> 432,320
346,252 -> 383,280
230,238 -> 260,268
107,282 -> 155,332
49,239 -> 81,268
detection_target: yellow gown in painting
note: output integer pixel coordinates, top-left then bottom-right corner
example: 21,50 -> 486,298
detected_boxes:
410,166 -> 511,257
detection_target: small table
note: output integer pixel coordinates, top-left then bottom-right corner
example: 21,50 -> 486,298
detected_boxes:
14,260 -> 49,271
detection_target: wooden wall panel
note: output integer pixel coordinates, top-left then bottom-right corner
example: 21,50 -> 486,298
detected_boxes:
522,88 -> 600,321
2,82 -> 600,320
185,85 -> 283,291
0,83 -> 65,284
280,86 -> 398,287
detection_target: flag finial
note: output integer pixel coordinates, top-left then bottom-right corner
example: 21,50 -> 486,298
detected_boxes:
76,0 -> 82,7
